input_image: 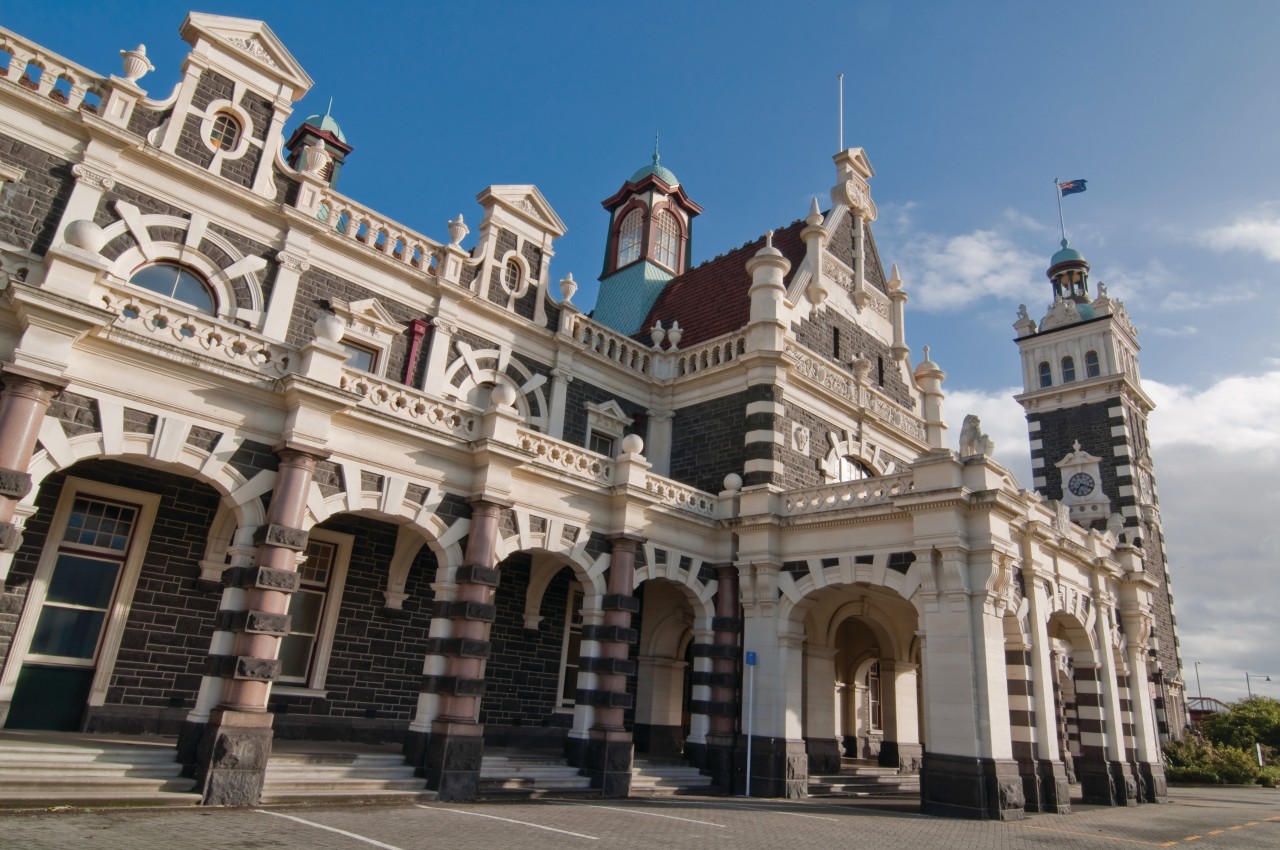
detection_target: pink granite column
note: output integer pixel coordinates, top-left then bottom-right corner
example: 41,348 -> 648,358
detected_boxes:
583,534 -> 641,796
0,371 -> 64,550
700,564 -> 741,787
422,498 -> 504,800
197,444 -> 325,806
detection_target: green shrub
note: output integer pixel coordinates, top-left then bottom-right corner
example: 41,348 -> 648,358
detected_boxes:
1163,736 -> 1260,785
1257,765 -> 1280,788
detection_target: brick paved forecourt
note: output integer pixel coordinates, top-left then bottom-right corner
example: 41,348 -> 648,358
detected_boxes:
0,786 -> 1276,850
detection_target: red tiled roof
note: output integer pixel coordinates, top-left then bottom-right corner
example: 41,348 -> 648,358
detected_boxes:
639,218 -> 808,349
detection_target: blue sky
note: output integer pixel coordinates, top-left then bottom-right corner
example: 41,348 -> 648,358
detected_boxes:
7,1 -> 1278,703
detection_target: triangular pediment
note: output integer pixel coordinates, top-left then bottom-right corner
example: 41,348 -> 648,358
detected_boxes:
181,13 -> 314,95
478,185 -> 567,237
331,298 -> 406,337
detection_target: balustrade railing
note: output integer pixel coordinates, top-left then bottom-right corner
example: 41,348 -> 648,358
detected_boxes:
673,331 -> 747,377
339,369 -> 478,440
311,189 -> 444,274
565,313 -> 651,375
0,28 -> 108,113
515,426 -> 613,485
783,471 -> 915,515
645,475 -> 717,517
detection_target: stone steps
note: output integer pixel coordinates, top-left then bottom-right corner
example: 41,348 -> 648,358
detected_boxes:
478,754 -> 593,799
0,741 -> 199,809
261,752 -> 436,805
630,758 -> 717,796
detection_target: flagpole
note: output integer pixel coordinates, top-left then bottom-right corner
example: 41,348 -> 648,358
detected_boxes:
1054,178 -> 1067,243
838,73 -> 844,151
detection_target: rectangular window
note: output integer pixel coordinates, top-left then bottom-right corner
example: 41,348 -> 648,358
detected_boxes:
27,497 -> 140,666
588,430 -> 615,457
275,530 -> 351,691
341,341 -> 378,373
557,584 -> 584,709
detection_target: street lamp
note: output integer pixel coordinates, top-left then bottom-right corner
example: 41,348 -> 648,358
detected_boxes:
1245,672 -> 1272,699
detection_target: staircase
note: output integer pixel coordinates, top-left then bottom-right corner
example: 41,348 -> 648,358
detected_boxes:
0,735 -> 199,809
808,758 -> 920,798
478,753 -> 593,799
630,757 -> 717,796
261,751 -> 436,804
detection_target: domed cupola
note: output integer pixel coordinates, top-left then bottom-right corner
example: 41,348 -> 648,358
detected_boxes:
592,140 -> 703,335
284,101 -> 354,188
1047,238 -> 1091,305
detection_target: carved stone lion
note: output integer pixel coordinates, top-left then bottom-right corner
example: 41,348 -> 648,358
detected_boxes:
959,414 -> 995,456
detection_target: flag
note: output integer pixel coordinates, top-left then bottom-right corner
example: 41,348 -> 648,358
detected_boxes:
1059,179 -> 1088,196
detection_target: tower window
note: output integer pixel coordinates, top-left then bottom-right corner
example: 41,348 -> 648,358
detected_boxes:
877,355 -> 885,386
128,262 -> 216,314
1062,356 -> 1076,383
209,113 -> 241,150
1038,361 -> 1052,388
1085,350 -> 1100,378
832,327 -> 841,359
652,210 -> 680,271
617,209 -> 643,267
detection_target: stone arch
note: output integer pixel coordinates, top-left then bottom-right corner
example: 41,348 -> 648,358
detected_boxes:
778,558 -> 927,627
441,341 -> 549,432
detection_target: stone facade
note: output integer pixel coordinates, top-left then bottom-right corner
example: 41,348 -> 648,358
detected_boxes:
0,12 -> 1178,822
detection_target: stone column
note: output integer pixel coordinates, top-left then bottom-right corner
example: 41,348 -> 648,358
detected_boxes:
1122,617 -> 1168,803
564,601 -> 603,768
197,444 -> 324,806
0,370 -> 63,559
803,646 -> 840,774
643,409 -> 674,477
403,578 -> 457,769
698,565 -> 740,785
547,366 -> 572,440
581,535 -> 641,797
880,660 -> 922,773
1094,601 -> 1138,806
1024,573 -> 1070,813
682,626 -> 713,768
1073,663 -> 1117,804
422,499 -> 503,800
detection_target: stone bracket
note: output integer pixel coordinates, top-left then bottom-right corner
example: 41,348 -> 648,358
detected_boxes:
600,594 -> 640,613
424,637 -> 492,659
214,609 -> 292,635
455,564 -> 500,586
0,468 -> 32,499
253,523 -> 308,551
227,565 -> 302,593
0,521 -> 23,552
206,654 -> 281,682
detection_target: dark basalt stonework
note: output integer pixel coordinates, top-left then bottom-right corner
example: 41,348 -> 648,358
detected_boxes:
732,736 -> 808,799
920,752 -> 1026,820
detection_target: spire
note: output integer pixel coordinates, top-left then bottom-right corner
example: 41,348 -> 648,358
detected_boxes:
653,131 -> 660,166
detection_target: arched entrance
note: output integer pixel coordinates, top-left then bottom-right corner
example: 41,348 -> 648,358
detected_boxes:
632,578 -> 696,758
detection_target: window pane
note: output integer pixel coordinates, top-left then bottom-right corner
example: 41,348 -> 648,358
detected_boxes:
342,343 -> 376,372
45,554 -> 121,608
129,263 -> 215,314
63,498 -> 137,551
31,606 -> 107,659
301,540 -> 336,586
278,633 -> 314,681
617,210 -> 642,266
288,589 -> 325,634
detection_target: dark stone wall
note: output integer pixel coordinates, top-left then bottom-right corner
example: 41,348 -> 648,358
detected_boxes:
219,91 -> 273,189
175,114 -> 215,170
562,378 -> 647,450
829,214 -> 889,296
127,105 -> 169,140
791,309 -> 913,409
0,460 -> 223,720
288,266 -> 424,383
0,132 -> 75,254
669,389 -> 751,493
191,70 -> 235,110
1028,400 -> 1119,509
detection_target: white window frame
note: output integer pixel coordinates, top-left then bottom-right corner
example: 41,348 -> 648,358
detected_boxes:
651,210 -> 680,271
329,298 -> 407,379
0,478 -> 160,710
272,527 -> 353,697
616,209 -> 643,267
555,583 -> 584,711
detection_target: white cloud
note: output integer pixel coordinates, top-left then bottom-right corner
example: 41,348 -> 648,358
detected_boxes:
1204,207 -> 1280,262
1159,285 -> 1258,312
1146,324 -> 1199,337
896,229 -> 1044,311
945,370 -> 1280,701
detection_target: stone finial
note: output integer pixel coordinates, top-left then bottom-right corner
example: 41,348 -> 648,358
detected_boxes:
621,433 -> 644,455
447,214 -> 469,246
302,139 -> 332,178
490,382 -> 518,409
806,197 -> 823,227
887,263 -> 903,291
559,273 -> 578,303
650,321 -> 666,348
666,320 -> 683,349
120,44 -> 154,83
723,472 -> 743,492
64,220 -> 106,253
314,312 -> 345,343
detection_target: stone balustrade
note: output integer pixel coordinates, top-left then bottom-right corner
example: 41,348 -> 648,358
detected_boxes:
644,475 -> 717,518
515,426 -> 614,485
565,313 -> 652,375
311,189 -> 443,274
673,331 -> 747,377
783,470 -> 916,516
0,28 -> 108,112
339,368 -> 478,440
99,279 -> 292,376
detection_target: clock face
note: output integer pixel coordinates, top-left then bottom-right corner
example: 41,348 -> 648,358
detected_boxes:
1068,472 -> 1095,497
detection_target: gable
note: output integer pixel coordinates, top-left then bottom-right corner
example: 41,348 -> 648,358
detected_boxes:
181,12 -> 314,95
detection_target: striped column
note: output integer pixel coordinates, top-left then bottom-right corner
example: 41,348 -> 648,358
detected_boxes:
582,535 -> 642,797
1072,663 -> 1118,805
198,444 -> 325,806
422,498 -> 504,800
694,564 -> 740,787
1006,640 -> 1037,811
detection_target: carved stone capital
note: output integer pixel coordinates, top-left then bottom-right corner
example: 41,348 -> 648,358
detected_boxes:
0,468 -> 32,499
71,163 -> 115,192
275,250 -> 311,273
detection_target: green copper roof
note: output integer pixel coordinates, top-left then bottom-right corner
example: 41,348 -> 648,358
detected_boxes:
592,260 -> 675,335
303,110 -> 345,143
631,151 -> 678,187
1051,238 -> 1085,266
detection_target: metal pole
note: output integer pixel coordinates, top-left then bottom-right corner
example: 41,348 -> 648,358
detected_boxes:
1246,672 -> 1253,699
838,74 -> 844,152
1195,661 -> 1203,702
1054,179 -> 1067,243
745,659 -> 755,798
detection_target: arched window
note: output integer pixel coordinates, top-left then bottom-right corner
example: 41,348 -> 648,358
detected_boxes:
503,258 -> 522,293
836,456 -> 873,482
128,263 -> 215,314
209,113 -> 241,150
616,209 -> 643,267
651,210 -> 680,271
867,661 -> 882,730
1085,350 -> 1100,378
1062,356 -> 1076,383
1038,361 -> 1052,388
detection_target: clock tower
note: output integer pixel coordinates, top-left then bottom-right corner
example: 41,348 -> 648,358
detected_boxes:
1013,239 -> 1186,740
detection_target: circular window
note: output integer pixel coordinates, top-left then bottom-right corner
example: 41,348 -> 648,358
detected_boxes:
209,113 -> 241,150
128,263 -> 215,314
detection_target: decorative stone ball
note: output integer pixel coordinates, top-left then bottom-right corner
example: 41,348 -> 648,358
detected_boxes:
314,313 -> 345,343
491,382 -> 518,408
621,433 -> 644,455
64,220 -> 106,253
723,473 -> 743,492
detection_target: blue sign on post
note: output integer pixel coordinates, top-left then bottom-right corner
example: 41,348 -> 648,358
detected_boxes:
745,651 -> 757,666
